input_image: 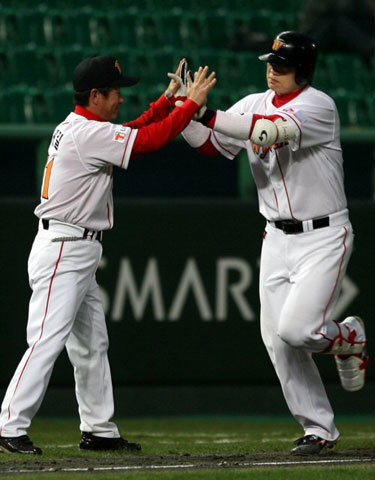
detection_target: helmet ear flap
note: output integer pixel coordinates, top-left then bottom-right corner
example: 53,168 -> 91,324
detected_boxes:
295,74 -> 308,86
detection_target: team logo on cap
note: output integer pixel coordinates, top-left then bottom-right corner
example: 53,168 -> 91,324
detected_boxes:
115,60 -> 122,73
272,39 -> 285,51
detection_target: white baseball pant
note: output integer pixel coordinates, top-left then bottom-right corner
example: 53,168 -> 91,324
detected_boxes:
0,222 -> 119,438
260,214 -> 354,442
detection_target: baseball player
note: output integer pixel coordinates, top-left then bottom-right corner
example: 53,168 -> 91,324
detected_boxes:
0,56 -> 216,454
182,32 -> 369,455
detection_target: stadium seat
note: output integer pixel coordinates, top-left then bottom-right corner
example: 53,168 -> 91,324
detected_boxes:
0,86 -> 33,123
43,86 -> 75,122
325,54 -> 370,93
121,91 -> 152,122
331,91 -> 373,127
202,12 -> 231,49
0,48 -> 14,88
58,46 -> 94,84
179,13 -> 210,49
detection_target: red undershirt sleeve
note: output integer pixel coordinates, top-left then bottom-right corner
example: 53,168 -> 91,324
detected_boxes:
129,99 -> 200,158
123,94 -> 172,129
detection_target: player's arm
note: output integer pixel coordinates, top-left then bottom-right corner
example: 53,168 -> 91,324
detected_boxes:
124,95 -> 172,129
130,67 -> 216,158
196,110 -> 296,147
123,59 -> 188,129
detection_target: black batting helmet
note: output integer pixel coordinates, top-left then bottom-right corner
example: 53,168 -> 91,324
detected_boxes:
259,31 -> 318,86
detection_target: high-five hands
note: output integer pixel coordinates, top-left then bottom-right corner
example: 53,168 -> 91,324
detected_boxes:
165,58 -> 188,106
166,60 -> 216,109
187,66 -> 216,107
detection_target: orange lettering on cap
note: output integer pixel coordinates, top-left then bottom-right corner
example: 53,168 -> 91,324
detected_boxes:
115,60 -> 122,73
272,39 -> 285,51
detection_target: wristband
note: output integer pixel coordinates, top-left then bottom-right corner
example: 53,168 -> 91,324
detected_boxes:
196,108 -> 216,127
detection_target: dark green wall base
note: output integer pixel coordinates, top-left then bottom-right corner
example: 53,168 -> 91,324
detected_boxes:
1,383 -> 371,418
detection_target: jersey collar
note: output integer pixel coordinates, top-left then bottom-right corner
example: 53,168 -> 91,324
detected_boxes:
273,86 -> 306,108
74,105 -> 106,122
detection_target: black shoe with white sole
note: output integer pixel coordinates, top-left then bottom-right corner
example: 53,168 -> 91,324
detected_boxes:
291,434 -> 337,455
0,435 -> 42,455
79,432 -> 141,452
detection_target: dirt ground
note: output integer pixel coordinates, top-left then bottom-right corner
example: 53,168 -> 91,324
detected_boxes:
1,449 -> 375,475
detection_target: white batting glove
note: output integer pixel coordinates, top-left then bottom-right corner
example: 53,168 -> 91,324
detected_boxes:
165,61 -> 188,107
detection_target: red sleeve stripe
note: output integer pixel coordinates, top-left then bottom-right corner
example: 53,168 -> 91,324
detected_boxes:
211,131 -> 237,157
121,130 -> 138,169
274,149 -> 295,219
197,137 -> 220,156
315,227 -> 349,350
120,132 -> 132,168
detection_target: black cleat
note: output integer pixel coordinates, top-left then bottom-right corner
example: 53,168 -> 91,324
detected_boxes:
0,435 -> 42,455
291,434 -> 337,456
79,432 -> 141,452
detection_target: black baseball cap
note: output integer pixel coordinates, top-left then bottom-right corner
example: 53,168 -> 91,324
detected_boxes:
73,56 -> 139,92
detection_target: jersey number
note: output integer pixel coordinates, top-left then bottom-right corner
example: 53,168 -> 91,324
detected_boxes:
42,157 -> 54,199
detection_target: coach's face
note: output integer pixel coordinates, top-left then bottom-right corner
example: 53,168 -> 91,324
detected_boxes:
91,87 -> 124,121
266,63 -> 300,96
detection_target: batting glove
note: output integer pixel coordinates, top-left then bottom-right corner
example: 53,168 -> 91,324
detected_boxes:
165,60 -> 188,107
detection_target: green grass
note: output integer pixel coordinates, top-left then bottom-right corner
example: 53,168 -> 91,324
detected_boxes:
0,415 -> 374,479
3,467 -> 375,480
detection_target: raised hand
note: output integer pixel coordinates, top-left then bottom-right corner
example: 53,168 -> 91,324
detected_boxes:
187,66 -> 216,107
165,58 -> 187,100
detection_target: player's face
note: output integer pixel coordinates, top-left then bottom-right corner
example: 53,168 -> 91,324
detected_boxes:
266,63 -> 300,95
95,87 -> 124,121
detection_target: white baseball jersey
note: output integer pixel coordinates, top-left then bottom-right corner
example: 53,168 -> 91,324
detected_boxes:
35,113 -> 138,231
198,86 -> 347,221
182,85 -> 359,443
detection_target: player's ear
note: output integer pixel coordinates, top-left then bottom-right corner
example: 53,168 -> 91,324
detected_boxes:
90,88 -> 100,105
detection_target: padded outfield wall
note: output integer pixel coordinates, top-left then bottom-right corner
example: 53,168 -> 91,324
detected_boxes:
0,200 -> 373,415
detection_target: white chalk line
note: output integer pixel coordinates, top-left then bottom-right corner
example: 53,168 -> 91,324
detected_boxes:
45,433 -> 375,449
5,457 -> 375,475
247,458 -> 375,467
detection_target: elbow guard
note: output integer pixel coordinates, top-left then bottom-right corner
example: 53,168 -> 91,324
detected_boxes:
250,118 -> 296,147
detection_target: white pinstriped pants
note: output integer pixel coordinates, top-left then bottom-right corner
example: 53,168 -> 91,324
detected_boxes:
260,218 -> 354,442
0,226 -> 119,438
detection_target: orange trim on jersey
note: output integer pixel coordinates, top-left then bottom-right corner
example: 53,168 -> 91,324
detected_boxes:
42,158 -> 54,200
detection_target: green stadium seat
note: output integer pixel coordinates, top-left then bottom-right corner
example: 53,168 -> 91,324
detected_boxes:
0,86 -> 31,123
71,7 -> 94,47
157,11 -> 185,48
121,91 -> 152,122
331,91 -> 373,127
179,13 -> 210,49
58,46 -> 93,84
202,12 -> 230,49
325,54 -> 370,93
0,48 -> 14,88
42,9 -> 71,46
44,86 -> 75,122
0,8 -> 30,46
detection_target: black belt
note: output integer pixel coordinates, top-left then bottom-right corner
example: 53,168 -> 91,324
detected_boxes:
42,219 -> 103,242
271,216 -> 330,234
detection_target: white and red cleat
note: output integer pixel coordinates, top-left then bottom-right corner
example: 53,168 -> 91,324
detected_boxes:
334,317 -> 369,391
